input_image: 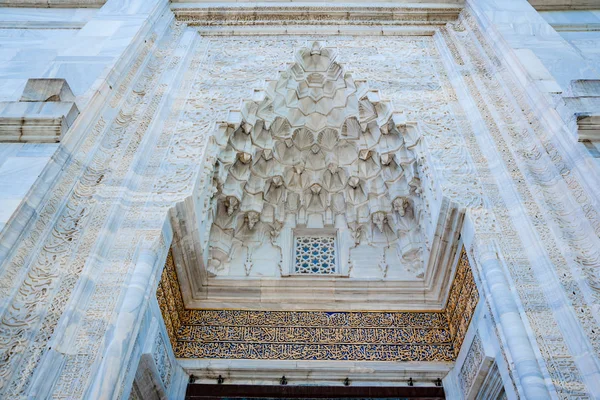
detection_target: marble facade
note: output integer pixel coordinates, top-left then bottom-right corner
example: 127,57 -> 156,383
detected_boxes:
0,0 -> 599,399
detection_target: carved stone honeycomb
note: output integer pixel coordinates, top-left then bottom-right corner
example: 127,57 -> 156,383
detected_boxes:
204,41 -> 426,279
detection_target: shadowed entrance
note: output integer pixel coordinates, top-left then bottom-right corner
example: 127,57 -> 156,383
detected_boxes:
185,384 -> 445,400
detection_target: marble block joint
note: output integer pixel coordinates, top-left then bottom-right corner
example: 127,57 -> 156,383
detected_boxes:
0,79 -> 79,143
565,80 -> 600,140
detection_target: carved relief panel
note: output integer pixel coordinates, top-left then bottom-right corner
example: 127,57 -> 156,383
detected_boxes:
200,42 -> 430,281
169,36 -> 466,310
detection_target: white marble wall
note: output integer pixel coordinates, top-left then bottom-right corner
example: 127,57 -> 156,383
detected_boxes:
0,143 -> 57,231
540,10 -> 600,66
0,1 -> 169,239
466,0 -> 599,93
0,8 -> 96,102
0,2 -> 168,108
466,0 -> 600,182
537,10 -> 600,171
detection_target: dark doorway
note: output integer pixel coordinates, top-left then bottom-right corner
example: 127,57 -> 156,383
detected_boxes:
186,384 -> 445,400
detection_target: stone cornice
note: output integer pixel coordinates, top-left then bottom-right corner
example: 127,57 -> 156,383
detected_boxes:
527,0 -> 600,10
0,79 -> 80,143
171,3 -> 463,35
180,359 -> 453,386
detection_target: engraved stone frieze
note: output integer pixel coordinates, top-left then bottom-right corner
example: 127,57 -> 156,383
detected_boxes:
157,246 -> 477,362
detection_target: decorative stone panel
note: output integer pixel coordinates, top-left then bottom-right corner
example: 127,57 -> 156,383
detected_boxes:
446,248 -> 479,356
156,251 -> 186,350
202,41 -> 428,282
171,3 -> 463,36
156,246 -> 477,361
459,334 -> 484,396
458,332 -> 504,400
152,334 -> 173,389
293,234 -> 337,274
168,36 -> 467,312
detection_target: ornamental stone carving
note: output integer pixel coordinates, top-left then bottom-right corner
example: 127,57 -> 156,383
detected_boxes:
201,42 -> 428,279
2,2 -> 600,398
157,247 -> 478,362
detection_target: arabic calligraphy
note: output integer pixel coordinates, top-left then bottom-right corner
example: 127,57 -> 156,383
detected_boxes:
157,247 -> 477,361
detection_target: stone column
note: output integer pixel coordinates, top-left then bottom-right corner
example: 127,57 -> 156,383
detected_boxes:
475,241 -> 550,399
86,245 -> 162,399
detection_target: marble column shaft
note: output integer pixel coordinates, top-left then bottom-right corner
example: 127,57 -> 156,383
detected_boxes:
476,241 -> 550,399
87,246 -> 160,399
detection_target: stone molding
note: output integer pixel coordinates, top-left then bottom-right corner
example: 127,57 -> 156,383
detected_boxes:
0,0 -> 105,7
527,0 -> 600,10
0,79 -> 79,142
563,80 -> 600,141
180,358 -> 452,387
171,3 -> 463,35
170,193 -> 464,310
577,114 -> 600,140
